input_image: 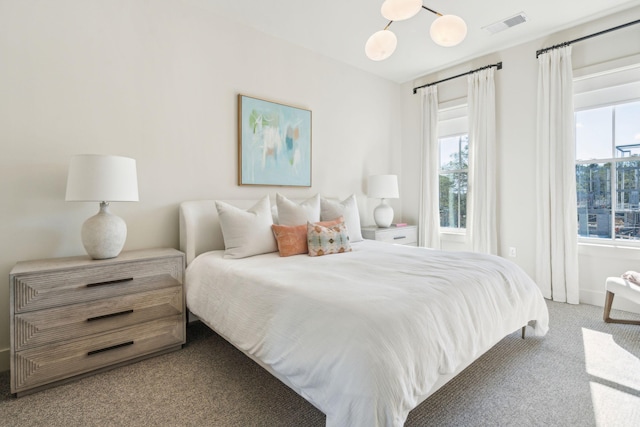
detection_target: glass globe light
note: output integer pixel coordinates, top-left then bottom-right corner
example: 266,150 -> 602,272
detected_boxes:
430,15 -> 467,47
365,30 -> 398,61
381,0 -> 422,21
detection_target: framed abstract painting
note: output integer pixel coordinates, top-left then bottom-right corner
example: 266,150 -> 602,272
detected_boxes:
238,94 -> 312,187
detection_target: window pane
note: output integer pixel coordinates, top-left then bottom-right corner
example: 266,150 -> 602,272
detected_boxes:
576,106 -> 612,161
577,163 -> 611,238
439,135 -> 468,171
614,101 -> 640,158
439,172 -> 467,228
615,160 -> 640,240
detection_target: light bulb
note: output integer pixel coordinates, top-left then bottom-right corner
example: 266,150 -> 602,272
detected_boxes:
381,0 -> 422,21
365,30 -> 398,61
430,15 -> 467,47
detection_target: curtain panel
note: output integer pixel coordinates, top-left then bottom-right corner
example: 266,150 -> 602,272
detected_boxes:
535,46 -> 580,304
419,86 -> 441,249
467,68 -> 498,254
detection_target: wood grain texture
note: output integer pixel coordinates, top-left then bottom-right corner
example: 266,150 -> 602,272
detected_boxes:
9,248 -> 186,395
14,259 -> 182,313
15,285 -> 183,351
15,316 -> 184,391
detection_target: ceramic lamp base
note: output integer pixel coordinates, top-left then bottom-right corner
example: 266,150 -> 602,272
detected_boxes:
374,200 -> 394,228
81,202 -> 127,259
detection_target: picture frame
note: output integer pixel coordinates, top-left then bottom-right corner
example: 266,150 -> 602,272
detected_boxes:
238,94 -> 312,187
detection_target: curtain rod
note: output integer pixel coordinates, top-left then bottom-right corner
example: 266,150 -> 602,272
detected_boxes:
536,18 -> 640,58
412,62 -> 502,94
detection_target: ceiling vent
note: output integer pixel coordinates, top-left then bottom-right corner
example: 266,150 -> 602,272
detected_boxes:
483,12 -> 528,35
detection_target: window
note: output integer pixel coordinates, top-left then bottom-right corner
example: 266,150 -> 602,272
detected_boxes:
437,102 -> 468,230
439,134 -> 468,229
576,100 -> 640,241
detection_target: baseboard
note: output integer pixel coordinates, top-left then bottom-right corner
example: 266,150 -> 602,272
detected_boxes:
581,289 -> 640,315
0,348 -> 9,373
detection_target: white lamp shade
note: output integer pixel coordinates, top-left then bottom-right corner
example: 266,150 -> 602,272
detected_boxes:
381,0 -> 422,21
365,30 -> 397,61
430,15 -> 468,47
368,175 -> 399,199
66,154 -> 139,202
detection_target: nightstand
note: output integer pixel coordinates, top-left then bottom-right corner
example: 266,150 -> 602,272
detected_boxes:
9,247 -> 185,396
361,225 -> 418,246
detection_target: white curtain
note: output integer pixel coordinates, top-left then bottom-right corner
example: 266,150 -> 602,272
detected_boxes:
535,46 -> 579,304
467,68 -> 497,254
419,86 -> 440,249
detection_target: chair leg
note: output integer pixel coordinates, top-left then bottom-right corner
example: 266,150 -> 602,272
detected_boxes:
603,291 -> 615,322
521,326 -> 525,339
603,291 -> 640,325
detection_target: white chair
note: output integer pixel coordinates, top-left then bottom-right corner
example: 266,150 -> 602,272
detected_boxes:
603,277 -> 640,325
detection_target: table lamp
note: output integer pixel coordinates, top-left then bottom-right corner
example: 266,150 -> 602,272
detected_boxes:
368,174 -> 399,228
65,154 -> 139,259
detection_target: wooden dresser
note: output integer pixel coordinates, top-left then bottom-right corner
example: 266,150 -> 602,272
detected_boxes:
9,248 -> 185,396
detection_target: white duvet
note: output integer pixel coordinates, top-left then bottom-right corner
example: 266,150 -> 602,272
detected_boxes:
186,240 -> 549,427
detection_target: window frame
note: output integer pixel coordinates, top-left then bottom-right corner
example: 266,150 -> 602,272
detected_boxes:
575,96 -> 640,246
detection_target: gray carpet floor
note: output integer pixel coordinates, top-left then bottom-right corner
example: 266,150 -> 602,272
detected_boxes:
0,300 -> 639,426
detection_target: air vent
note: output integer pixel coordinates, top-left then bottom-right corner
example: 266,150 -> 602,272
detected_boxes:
483,12 -> 528,35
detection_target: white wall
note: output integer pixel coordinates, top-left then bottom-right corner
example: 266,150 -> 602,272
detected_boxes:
0,0 -> 403,371
401,7 -> 640,313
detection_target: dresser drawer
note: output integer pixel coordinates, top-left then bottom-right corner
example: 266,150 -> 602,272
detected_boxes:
13,257 -> 182,313
14,286 -> 183,351
375,228 -> 417,245
13,315 -> 184,393
363,226 -> 418,246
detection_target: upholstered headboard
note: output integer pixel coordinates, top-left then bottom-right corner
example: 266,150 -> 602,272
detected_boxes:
179,198 -> 314,265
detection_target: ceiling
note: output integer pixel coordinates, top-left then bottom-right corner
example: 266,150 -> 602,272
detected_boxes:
199,0 -> 640,83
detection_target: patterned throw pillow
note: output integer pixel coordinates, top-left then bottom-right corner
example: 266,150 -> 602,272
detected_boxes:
272,217 -> 344,257
307,221 -> 352,257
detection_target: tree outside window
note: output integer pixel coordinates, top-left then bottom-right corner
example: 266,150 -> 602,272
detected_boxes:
439,134 -> 468,229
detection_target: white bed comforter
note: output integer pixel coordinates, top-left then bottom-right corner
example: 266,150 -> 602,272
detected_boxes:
185,240 -> 549,427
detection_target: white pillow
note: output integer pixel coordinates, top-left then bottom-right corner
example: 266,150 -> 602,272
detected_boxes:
215,196 -> 278,259
320,194 -> 363,242
276,193 -> 320,225
271,204 -> 279,224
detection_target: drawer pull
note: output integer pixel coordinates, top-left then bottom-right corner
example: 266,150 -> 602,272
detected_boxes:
87,341 -> 134,356
86,277 -> 133,288
393,236 -> 406,240
87,309 -> 134,322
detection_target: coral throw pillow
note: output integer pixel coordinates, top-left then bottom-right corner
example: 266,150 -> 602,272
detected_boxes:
272,217 -> 344,257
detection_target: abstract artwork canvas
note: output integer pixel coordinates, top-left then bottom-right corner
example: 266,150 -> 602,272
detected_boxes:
238,94 -> 312,187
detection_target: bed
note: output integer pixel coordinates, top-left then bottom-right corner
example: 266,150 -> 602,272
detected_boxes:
179,198 -> 549,427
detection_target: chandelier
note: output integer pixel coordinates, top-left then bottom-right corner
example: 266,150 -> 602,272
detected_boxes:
365,0 -> 468,61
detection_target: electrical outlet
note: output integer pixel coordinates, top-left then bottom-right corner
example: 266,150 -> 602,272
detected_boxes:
508,247 -> 517,257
